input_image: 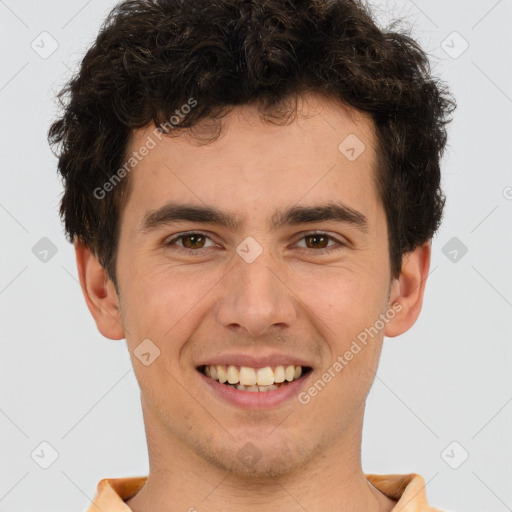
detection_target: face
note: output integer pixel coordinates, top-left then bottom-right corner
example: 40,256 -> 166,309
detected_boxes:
103,94 -> 405,477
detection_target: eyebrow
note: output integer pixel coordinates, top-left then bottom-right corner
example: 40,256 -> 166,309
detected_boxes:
140,200 -> 368,234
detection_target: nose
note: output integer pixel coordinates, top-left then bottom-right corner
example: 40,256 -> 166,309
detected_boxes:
214,249 -> 297,337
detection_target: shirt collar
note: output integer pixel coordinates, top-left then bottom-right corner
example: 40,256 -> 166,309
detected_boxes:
86,473 -> 439,511
366,473 -> 442,511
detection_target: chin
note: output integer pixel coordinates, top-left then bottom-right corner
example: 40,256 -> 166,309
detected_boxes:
194,434 -> 318,479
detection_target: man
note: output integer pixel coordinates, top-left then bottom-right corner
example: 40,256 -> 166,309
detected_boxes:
48,0 -> 455,510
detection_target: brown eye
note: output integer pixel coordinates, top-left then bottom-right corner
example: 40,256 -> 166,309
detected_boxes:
165,232 -> 216,251
303,234 -> 329,249
294,232 -> 344,253
181,233 -> 206,249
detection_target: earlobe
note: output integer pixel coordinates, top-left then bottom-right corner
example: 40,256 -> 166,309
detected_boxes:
384,242 -> 431,338
74,238 -> 125,340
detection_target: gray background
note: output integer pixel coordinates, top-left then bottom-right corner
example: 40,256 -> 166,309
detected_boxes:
0,0 -> 511,510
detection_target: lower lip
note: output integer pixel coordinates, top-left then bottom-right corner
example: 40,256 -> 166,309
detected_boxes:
198,370 -> 312,410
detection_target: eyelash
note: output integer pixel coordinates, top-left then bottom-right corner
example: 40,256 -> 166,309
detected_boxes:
164,230 -> 346,255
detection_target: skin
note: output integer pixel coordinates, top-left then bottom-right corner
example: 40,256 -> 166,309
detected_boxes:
75,92 -> 430,512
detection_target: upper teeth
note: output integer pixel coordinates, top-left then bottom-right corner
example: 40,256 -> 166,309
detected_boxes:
203,365 -> 303,386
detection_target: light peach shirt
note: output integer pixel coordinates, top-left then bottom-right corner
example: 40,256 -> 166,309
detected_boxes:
85,473 -> 444,511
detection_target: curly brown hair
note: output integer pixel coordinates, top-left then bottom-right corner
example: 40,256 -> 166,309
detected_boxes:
48,0 -> 455,287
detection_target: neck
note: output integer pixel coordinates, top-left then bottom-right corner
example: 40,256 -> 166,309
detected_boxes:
126,399 -> 396,512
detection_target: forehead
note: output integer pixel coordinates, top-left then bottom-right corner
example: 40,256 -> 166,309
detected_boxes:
120,93 -> 379,228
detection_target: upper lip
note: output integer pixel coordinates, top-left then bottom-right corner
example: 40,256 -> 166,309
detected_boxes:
196,353 -> 312,369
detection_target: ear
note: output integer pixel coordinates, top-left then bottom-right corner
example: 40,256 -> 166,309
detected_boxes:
74,238 -> 125,340
384,242 -> 431,338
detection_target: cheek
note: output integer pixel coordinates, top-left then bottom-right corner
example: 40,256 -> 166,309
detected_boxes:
297,264 -> 389,341
119,258 -> 223,345
298,271 -> 387,404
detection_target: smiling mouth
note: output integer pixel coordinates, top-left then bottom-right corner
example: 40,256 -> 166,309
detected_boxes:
198,364 -> 312,392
